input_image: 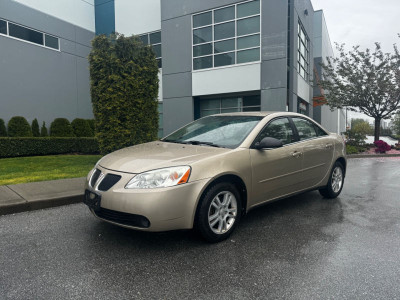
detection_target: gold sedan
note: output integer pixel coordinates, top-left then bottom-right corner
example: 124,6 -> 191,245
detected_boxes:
84,112 -> 346,242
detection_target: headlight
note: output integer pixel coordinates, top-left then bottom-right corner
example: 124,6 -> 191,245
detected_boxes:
125,166 -> 191,189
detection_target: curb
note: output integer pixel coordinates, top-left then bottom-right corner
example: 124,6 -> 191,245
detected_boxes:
347,154 -> 400,159
0,194 -> 83,216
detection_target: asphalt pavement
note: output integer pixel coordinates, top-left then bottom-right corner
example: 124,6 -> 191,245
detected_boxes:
1,157 -> 400,299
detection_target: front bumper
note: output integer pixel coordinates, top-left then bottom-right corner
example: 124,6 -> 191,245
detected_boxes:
84,166 -> 209,232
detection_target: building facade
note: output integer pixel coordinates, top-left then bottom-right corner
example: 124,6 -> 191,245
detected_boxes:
0,0 -> 342,136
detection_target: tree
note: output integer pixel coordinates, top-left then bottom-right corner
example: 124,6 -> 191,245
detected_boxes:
50,118 -> 75,137
89,34 -> 159,154
0,119 -> 7,137
7,116 -> 32,137
40,122 -> 48,137
392,113 -> 400,136
71,118 -> 93,137
319,42 -> 400,141
31,118 -> 40,137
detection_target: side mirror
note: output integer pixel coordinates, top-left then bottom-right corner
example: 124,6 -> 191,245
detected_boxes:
254,137 -> 283,150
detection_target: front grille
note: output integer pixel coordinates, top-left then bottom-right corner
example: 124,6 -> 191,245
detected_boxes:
98,174 -> 121,191
94,208 -> 150,228
90,169 -> 101,187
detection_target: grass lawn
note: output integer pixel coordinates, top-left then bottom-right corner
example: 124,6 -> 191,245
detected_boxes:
0,155 -> 102,186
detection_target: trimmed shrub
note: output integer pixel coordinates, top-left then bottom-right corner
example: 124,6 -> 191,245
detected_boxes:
31,118 -> 40,137
71,118 -> 93,137
87,119 -> 95,136
50,118 -> 74,137
7,116 -> 32,137
40,122 -> 48,137
89,34 -> 159,154
0,119 -> 7,137
0,137 -> 99,158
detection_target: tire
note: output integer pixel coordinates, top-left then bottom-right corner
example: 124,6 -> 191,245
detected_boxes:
196,182 -> 242,243
319,161 -> 344,199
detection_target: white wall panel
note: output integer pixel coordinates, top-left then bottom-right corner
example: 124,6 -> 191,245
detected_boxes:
114,0 -> 161,35
192,63 -> 261,96
12,0 -> 95,31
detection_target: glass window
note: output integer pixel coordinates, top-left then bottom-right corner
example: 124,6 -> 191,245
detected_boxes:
237,34 -> 259,50
152,44 -> 162,58
163,115 -> 263,149
8,23 -> 43,45
138,34 -> 148,45
237,48 -> 260,63
314,124 -> 328,136
0,20 -> 6,35
214,6 -> 235,23
214,39 -> 235,53
298,22 -> 309,80
214,21 -> 235,40
193,43 -> 213,57
292,118 -> 317,140
237,0 -> 260,18
192,0 -> 260,70
257,118 -> 294,145
222,98 -> 240,108
45,34 -> 58,50
194,56 -> 212,70
237,16 -> 260,36
157,58 -> 162,68
149,31 -> 161,44
214,52 -> 235,67
193,12 -> 212,28
193,26 -> 212,44
243,95 -> 260,108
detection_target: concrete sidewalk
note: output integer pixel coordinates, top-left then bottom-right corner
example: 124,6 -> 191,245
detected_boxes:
0,177 -> 85,216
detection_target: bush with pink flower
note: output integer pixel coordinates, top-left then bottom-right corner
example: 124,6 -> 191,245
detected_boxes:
374,140 -> 391,153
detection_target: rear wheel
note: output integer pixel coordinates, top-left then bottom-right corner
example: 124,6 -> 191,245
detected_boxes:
196,182 -> 241,243
319,161 -> 344,198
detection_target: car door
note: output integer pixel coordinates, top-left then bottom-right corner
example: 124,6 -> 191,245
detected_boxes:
291,117 -> 334,188
249,117 -> 304,206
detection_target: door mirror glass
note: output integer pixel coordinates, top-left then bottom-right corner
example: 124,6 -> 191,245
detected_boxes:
255,137 -> 283,149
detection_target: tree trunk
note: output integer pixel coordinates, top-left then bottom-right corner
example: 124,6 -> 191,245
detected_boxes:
374,118 -> 381,142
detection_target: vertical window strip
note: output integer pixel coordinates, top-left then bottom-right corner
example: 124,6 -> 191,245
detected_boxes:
138,30 -> 162,68
297,22 -> 309,80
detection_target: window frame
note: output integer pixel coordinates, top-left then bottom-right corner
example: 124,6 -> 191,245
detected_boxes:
290,116 -> 329,142
0,18 -> 60,51
191,0 -> 261,71
297,21 -> 310,80
138,30 -> 162,68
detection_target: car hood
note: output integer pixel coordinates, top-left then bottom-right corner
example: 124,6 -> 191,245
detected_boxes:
98,141 -> 230,174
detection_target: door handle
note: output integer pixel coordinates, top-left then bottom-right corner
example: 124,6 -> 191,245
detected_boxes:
291,151 -> 302,158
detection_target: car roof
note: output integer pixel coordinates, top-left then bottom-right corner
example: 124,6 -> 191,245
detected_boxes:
209,111 -> 309,118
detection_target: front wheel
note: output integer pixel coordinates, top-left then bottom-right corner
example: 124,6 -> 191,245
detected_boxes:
319,161 -> 344,198
196,182 -> 241,243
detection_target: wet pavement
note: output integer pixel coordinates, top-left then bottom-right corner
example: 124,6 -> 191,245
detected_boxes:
1,157 -> 400,299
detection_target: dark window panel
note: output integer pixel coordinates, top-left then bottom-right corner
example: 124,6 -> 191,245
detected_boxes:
214,52 -> 235,67
237,48 -> 260,63
214,6 -> 235,23
193,12 -> 212,28
237,0 -> 260,18
243,95 -> 261,107
193,56 -> 212,70
214,39 -> 235,53
152,44 -> 162,58
193,43 -> 212,57
8,23 -> 43,45
193,26 -> 212,44
157,58 -> 162,68
0,20 -> 6,35
45,34 -> 59,50
149,31 -> 161,44
221,98 -> 240,108
237,16 -> 260,36
214,21 -> 235,41
138,34 -> 148,45
237,34 -> 259,49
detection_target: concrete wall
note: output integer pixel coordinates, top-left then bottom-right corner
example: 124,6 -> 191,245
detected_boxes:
11,0 -> 95,31
0,0 -> 94,126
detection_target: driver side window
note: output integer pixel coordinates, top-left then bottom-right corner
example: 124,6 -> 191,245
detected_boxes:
256,118 -> 294,145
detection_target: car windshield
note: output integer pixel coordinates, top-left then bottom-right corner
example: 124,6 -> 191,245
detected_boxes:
162,115 -> 263,148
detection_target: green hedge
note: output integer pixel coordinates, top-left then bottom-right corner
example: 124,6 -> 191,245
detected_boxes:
0,137 -> 99,158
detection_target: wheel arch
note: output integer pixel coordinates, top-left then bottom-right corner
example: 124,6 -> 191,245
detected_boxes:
336,156 -> 347,177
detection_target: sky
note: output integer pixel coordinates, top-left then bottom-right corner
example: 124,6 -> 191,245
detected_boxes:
311,0 -> 400,123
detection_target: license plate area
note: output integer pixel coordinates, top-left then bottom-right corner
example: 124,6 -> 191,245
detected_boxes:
84,189 -> 101,212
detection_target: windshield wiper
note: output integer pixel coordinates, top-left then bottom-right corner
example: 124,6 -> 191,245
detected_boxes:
180,141 -> 223,148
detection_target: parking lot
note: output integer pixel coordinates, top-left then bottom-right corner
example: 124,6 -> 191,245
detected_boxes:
1,157 -> 400,299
